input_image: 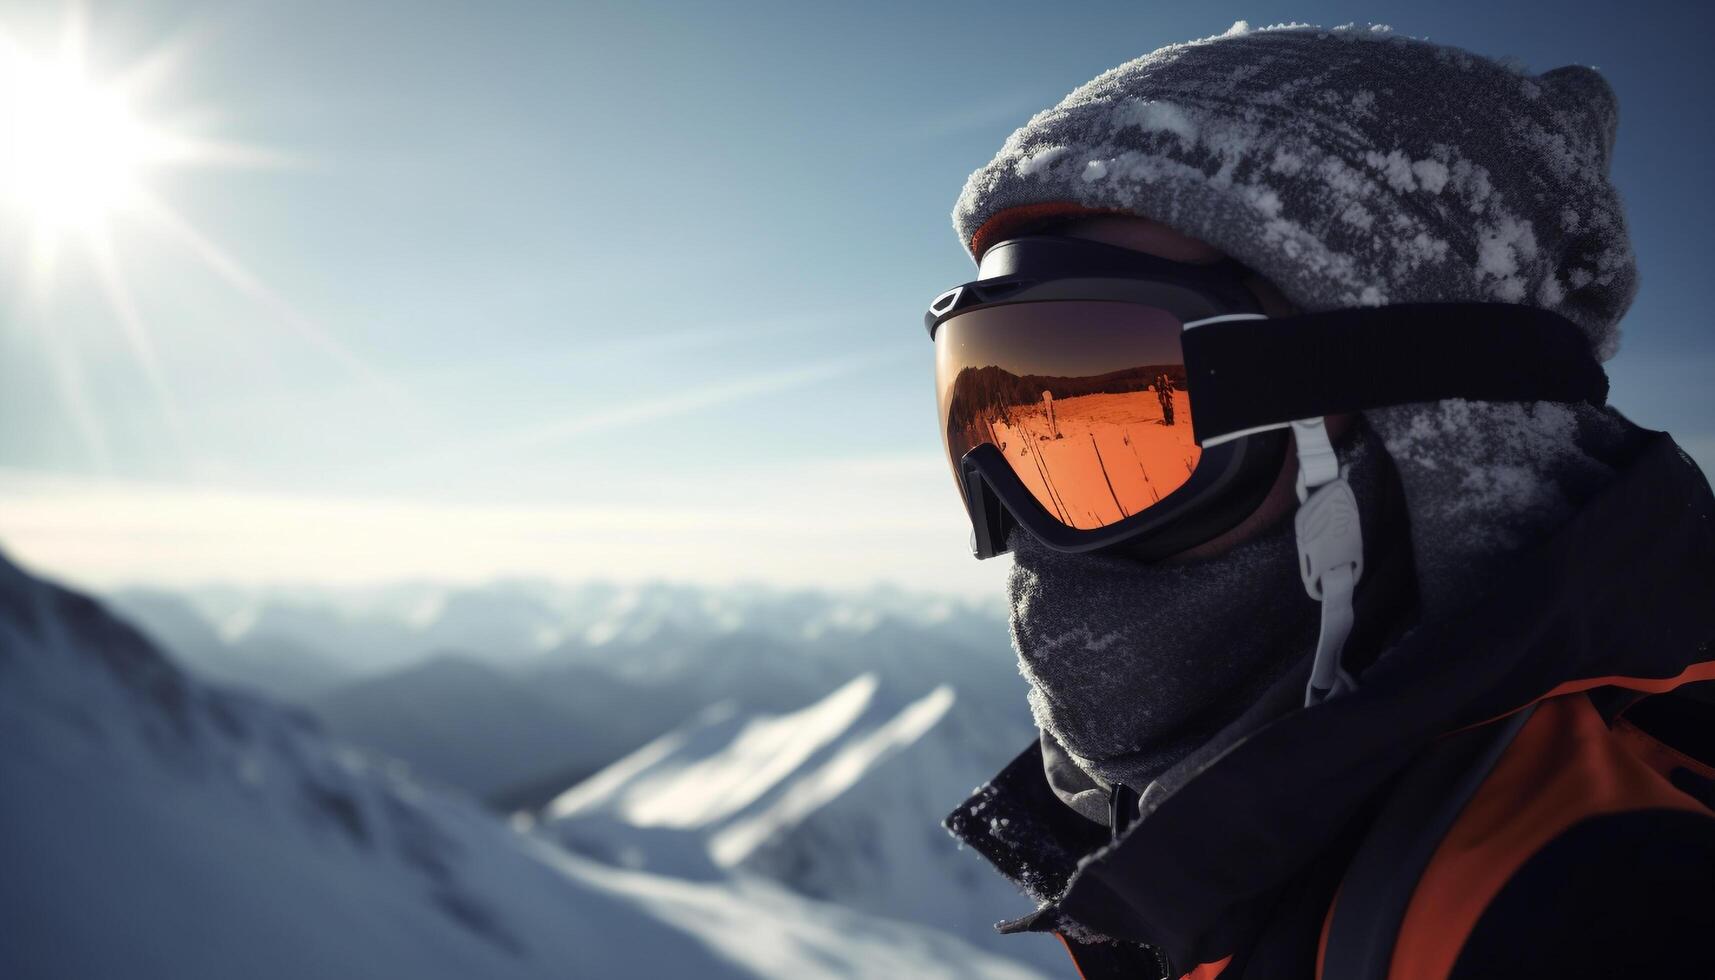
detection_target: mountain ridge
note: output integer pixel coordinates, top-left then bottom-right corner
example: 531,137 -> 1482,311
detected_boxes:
0,549 -> 1048,980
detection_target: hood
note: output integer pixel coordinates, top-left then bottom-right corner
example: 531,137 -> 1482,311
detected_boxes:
945,430 -> 1715,968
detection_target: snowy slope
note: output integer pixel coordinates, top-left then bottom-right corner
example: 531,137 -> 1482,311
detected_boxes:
0,550 -> 1047,980
543,675 -> 1065,974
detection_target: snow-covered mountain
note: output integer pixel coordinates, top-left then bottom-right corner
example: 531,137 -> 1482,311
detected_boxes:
109,579 -> 1013,688
541,674 -> 1065,975
108,580 -> 1031,814
0,550 -> 1050,980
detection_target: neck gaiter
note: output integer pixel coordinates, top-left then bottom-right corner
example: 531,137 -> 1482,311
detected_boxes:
1006,425 -> 1392,802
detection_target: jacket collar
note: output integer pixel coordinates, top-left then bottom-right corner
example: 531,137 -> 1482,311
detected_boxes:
945,432 -> 1715,968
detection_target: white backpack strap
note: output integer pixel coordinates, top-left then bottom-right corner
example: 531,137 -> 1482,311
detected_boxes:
1292,418 -> 1365,707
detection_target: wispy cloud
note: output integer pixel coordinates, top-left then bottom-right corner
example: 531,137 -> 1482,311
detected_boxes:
895,92 -> 1044,143
373,348 -> 907,476
394,303 -> 873,392
496,354 -> 893,450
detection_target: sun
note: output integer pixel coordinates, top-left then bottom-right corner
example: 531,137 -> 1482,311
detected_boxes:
0,43 -> 169,237
0,12 -> 388,475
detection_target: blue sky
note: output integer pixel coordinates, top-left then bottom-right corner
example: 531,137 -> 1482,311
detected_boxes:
0,0 -> 1709,595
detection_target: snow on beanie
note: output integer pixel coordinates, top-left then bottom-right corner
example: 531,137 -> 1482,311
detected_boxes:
951,21 -> 1637,360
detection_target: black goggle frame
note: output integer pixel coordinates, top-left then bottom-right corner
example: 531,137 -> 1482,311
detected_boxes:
927,236 -> 1609,561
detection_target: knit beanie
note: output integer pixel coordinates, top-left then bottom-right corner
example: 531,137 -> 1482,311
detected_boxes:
951,22 -> 1637,360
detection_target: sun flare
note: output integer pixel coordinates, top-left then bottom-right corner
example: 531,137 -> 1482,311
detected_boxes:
0,12 -> 386,476
0,43 -> 170,236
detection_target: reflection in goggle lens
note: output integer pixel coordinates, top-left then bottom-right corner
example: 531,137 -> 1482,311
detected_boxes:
936,302 -> 1199,530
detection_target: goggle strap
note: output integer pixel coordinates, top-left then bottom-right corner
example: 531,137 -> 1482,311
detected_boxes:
1306,561 -> 1361,707
1184,303 -> 1608,446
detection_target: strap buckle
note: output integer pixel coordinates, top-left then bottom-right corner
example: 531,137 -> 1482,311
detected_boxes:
1292,418 -> 1365,706
1291,418 -> 1363,599
1296,474 -> 1364,601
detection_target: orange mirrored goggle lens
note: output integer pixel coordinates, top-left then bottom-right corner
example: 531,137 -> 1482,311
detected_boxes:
935,302 -> 1199,531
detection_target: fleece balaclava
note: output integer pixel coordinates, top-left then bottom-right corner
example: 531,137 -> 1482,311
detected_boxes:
962,23 -> 1650,802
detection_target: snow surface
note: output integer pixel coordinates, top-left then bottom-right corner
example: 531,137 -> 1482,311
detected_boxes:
0,550 -> 1048,979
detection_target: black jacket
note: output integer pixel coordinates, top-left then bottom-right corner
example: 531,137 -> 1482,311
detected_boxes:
944,432 -> 1715,979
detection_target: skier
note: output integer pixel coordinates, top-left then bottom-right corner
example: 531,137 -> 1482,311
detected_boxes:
923,24 -> 1715,980
1155,372 -> 1175,426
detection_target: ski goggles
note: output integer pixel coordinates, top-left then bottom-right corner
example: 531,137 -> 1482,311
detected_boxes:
926,235 -> 1610,560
